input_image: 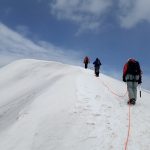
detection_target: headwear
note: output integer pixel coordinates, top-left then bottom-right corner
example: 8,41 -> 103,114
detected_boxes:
128,58 -> 136,62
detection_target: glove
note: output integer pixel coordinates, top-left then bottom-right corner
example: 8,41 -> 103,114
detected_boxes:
123,76 -> 126,82
138,76 -> 142,84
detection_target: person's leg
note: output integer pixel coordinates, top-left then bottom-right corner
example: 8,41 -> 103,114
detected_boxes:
85,63 -> 87,69
133,82 -> 138,101
94,67 -> 96,75
127,82 -> 134,101
97,66 -> 100,75
95,67 -> 99,77
132,75 -> 140,101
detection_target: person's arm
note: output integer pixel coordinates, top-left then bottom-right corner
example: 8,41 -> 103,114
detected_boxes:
123,63 -> 127,82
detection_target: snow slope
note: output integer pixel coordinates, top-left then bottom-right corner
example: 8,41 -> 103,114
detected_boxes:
0,59 -> 149,150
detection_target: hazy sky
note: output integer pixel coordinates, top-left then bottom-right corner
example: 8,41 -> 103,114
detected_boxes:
0,0 -> 150,89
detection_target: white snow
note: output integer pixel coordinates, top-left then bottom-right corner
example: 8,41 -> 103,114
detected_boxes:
0,59 -> 149,150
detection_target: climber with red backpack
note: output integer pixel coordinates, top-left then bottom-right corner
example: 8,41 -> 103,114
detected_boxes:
83,56 -> 90,69
123,58 -> 142,105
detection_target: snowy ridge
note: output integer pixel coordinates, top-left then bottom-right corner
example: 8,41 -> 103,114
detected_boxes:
0,59 -> 149,150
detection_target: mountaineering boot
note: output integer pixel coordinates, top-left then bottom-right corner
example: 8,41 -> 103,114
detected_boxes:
127,99 -> 136,105
127,99 -> 131,105
130,99 -> 136,105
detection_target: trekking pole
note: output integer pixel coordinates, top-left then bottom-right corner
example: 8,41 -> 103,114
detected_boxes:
139,84 -> 142,98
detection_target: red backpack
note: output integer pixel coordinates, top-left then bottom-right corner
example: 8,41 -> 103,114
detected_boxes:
84,57 -> 89,64
126,59 -> 141,75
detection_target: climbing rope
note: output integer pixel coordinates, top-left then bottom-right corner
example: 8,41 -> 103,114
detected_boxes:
99,78 -> 127,98
124,104 -> 131,150
98,77 -> 131,150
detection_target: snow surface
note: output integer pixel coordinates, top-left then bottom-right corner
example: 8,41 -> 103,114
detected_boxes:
0,59 -> 149,150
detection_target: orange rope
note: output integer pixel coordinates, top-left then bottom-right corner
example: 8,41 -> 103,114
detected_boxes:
98,78 -> 131,150
124,104 -> 131,150
99,78 -> 127,98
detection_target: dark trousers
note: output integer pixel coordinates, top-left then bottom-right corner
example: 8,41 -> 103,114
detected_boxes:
95,66 -> 100,77
85,63 -> 88,69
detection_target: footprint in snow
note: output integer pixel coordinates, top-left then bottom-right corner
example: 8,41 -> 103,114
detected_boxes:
106,115 -> 111,118
95,95 -> 101,100
83,107 -> 90,111
107,126 -> 112,131
92,113 -> 101,117
108,106 -> 112,109
86,122 -> 96,126
86,104 -> 91,107
101,104 -> 107,107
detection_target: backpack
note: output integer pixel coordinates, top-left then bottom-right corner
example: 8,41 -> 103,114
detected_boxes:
84,57 -> 89,64
127,60 -> 141,75
97,60 -> 101,66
